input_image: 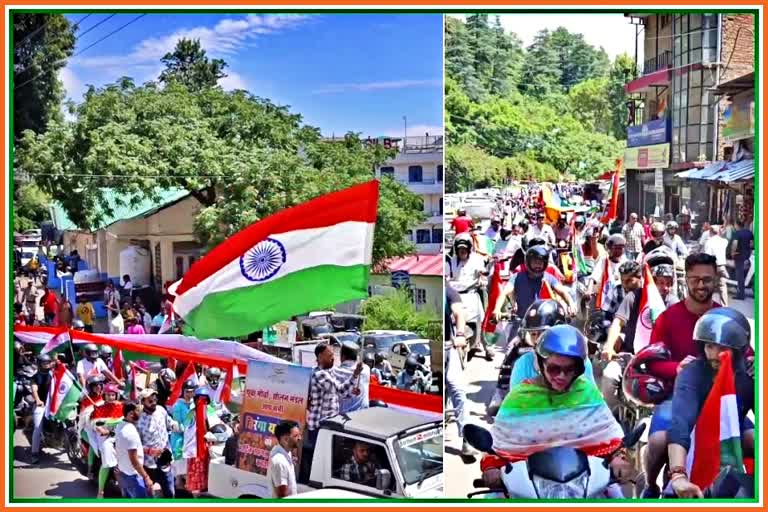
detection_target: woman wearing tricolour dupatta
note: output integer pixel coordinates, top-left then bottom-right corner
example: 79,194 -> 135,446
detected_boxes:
480,325 -> 632,496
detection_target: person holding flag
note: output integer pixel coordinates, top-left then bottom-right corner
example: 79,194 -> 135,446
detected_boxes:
667,308 -> 754,498
76,344 -> 122,388
29,354 -> 54,464
586,234 -> 628,310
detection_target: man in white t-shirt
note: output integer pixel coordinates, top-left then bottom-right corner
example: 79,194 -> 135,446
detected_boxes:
76,343 -> 122,387
525,213 -> 556,247
703,225 -> 730,306
267,420 -> 302,498
115,401 -> 154,498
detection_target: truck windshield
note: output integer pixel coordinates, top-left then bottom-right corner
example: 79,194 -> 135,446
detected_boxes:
393,426 -> 443,485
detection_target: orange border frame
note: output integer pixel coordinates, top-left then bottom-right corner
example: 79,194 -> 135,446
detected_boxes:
2,1 -> 765,511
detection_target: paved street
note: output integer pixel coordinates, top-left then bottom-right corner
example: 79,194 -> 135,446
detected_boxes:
444,296 -> 756,499
12,429 -> 93,499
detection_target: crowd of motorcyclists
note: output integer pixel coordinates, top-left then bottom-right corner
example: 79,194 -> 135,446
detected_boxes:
444,184 -> 755,499
14,336 -> 238,499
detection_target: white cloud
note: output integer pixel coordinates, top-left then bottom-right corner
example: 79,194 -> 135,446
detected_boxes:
383,124 -> 443,138
59,65 -> 82,101
219,70 -> 249,91
313,79 -> 441,95
73,14 -> 311,69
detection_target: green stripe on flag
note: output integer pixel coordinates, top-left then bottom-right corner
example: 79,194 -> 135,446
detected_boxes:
183,264 -> 370,339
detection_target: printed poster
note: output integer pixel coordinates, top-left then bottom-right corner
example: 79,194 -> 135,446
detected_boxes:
236,360 -> 312,475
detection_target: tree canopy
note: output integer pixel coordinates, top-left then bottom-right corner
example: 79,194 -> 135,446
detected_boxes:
445,17 -> 628,191
16,38 -> 425,265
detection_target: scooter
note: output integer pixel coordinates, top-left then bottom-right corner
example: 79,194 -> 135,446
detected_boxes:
463,423 -> 646,499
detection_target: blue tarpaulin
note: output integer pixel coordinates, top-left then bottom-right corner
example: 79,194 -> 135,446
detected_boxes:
675,159 -> 754,183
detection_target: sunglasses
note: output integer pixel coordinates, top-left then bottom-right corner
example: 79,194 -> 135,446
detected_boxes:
687,276 -> 716,286
543,362 -> 577,377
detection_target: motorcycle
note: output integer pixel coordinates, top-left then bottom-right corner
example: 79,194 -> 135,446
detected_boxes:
486,315 -> 524,418
14,364 -> 37,428
464,423 -> 646,499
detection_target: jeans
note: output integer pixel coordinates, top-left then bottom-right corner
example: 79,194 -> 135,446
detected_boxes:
31,405 -> 45,454
145,465 -> 175,498
300,429 -> 319,481
117,470 -> 150,498
735,259 -> 747,298
445,348 -> 468,437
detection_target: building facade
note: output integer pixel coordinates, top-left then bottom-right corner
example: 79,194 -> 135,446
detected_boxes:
623,13 -> 755,224
374,135 -> 444,254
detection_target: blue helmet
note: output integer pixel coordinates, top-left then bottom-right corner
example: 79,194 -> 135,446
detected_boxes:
536,324 -> 587,381
194,386 -> 211,402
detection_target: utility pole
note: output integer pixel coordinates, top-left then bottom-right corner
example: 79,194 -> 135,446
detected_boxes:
403,115 -> 407,153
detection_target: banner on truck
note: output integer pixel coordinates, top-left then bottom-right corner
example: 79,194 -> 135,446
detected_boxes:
236,360 -> 313,475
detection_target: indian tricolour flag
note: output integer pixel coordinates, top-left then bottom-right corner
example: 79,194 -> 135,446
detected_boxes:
45,363 -> 81,422
633,264 -> 667,353
686,350 -> 744,490
170,180 -> 379,339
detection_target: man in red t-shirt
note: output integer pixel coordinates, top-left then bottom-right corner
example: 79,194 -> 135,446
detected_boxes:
642,252 -> 720,498
451,208 -> 474,235
41,287 -> 60,326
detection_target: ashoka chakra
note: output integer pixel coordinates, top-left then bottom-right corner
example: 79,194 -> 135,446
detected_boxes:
239,238 -> 287,282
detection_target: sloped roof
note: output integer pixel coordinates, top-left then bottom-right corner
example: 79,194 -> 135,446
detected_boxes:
378,253 -> 443,277
51,188 -> 190,232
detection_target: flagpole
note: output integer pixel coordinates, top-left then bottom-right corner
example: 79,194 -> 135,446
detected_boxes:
67,329 -> 77,367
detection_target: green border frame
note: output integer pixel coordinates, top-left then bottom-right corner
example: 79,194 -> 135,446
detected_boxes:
7,6 -> 761,504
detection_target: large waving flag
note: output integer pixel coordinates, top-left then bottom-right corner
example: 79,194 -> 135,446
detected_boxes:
595,258 -> 610,310
600,160 -> 622,225
45,363 -> 81,422
481,261 -> 506,339
686,351 -> 745,489
170,181 -> 379,339
633,264 -> 667,353
40,330 -> 70,355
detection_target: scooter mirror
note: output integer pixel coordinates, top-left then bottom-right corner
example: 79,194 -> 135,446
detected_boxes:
463,424 -> 495,454
622,423 -> 646,449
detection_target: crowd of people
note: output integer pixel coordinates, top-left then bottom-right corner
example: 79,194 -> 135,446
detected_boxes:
445,183 -> 754,499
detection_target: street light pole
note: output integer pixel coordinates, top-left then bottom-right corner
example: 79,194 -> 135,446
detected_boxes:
403,115 -> 407,152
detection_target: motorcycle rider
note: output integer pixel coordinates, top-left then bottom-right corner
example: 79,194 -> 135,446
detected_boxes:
200,367 -> 229,414
553,213 -> 571,243
643,222 -> 667,256
76,343 -> 122,388
81,374 -> 106,479
91,383 -> 123,498
99,345 -> 114,373
587,234 -> 628,305
525,212 -> 556,247
451,207 -> 475,235
485,216 -> 502,242
663,221 -> 689,260
372,352 -> 394,385
600,261 -> 643,322
445,281 -> 474,458
396,356 -> 430,393
29,354 -> 54,464
493,246 -> 577,323
482,325 -> 632,494
508,299 -> 597,387
573,215 -> 586,245
667,308 -> 754,498
447,233 -> 490,360
153,368 -> 177,408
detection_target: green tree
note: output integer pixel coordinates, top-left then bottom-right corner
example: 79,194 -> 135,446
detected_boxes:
13,182 -> 51,232
159,38 -> 228,91
488,16 -> 524,97
568,77 -> 612,133
520,30 -> 562,97
17,50 -> 425,266
361,289 -> 440,342
13,13 -> 76,141
445,17 -> 484,101
607,53 -> 637,140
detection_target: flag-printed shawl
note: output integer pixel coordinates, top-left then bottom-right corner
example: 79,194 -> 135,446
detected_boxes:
687,351 -> 745,489
170,180 -> 379,339
492,376 -> 624,461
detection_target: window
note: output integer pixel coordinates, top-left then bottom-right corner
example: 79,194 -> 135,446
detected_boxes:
416,229 -> 431,244
431,228 -> 443,244
439,198 -> 443,215
380,166 -> 394,179
408,165 -> 423,183
331,436 -> 393,491
437,165 -> 443,182
414,288 -> 427,306
175,256 -> 184,280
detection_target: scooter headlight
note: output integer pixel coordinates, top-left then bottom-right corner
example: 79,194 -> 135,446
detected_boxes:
531,472 -> 589,499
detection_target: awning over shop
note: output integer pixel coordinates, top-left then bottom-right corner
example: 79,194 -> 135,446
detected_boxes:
625,68 -> 671,94
675,159 -> 754,183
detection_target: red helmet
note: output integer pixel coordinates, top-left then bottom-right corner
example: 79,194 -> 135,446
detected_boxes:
622,343 -> 673,407
104,383 -> 120,395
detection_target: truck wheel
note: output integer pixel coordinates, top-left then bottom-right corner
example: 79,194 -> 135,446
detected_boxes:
238,495 -> 261,499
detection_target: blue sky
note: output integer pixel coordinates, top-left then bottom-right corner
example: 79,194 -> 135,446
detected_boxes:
61,13 -> 443,137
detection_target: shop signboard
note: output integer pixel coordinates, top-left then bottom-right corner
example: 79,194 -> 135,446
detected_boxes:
624,143 -> 670,170
627,119 -> 670,147
236,361 -> 312,474
722,91 -> 754,143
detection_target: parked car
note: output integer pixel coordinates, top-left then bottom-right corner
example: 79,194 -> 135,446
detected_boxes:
361,330 -> 420,359
389,339 -> 431,375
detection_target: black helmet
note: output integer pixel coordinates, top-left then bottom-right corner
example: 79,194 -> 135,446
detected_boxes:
618,261 -> 642,277
404,355 -> 419,373
453,234 -> 472,253
523,236 -> 547,252
182,379 -> 197,391
536,325 -> 587,380
693,308 -> 750,355
37,354 -> 53,366
525,245 -> 549,272
375,351 -> 387,364
362,352 -> 375,367
86,374 -> 106,389
652,264 -> 675,278
520,300 -> 567,332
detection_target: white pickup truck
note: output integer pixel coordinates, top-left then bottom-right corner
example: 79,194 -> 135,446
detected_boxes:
207,407 -> 443,499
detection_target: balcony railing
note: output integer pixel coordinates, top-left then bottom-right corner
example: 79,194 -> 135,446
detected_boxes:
642,50 -> 673,75
397,177 -> 439,185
